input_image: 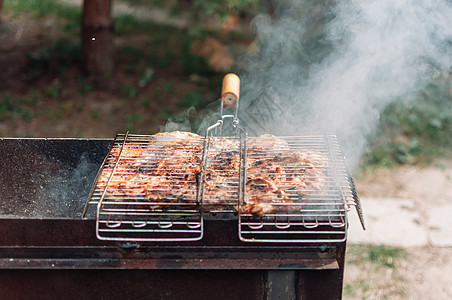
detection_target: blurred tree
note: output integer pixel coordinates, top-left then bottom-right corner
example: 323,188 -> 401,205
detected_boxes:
82,0 -> 114,78
0,0 -> 3,24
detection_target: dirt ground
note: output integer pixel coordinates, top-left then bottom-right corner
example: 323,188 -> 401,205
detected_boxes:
1,7 -> 452,300
347,161 -> 452,299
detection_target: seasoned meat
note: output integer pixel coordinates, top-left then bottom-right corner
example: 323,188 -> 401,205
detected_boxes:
238,135 -> 327,216
95,132 -> 328,217
203,137 -> 241,202
97,131 -> 203,207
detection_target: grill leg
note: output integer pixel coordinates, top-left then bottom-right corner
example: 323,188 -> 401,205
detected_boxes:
266,269 -> 344,300
297,244 -> 346,300
266,270 -> 297,300
265,244 -> 346,300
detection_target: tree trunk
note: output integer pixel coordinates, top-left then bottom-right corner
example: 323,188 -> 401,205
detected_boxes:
81,0 -> 114,78
0,0 -> 4,24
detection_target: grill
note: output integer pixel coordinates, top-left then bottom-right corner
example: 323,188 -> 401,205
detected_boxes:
83,133 -> 361,244
82,73 -> 364,244
239,135 -> 356,243
84,133 -> 207,242
0,74 -> 364,299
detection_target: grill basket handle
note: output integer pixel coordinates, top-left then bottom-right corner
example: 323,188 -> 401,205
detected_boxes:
222,73 -> 240,107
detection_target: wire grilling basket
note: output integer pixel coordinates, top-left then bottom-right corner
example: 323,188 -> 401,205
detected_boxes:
83,74 -> 364,243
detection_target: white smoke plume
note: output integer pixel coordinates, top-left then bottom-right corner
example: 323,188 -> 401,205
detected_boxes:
235,0 -> 452,170
166,0 -> 452,170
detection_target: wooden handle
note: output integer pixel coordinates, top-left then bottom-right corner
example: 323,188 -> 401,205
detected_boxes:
221,73 -> 240,107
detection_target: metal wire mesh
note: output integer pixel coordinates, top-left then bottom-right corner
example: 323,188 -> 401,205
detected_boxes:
238,135 -> 351,243
90,132 -> 205,241
85,133 -> 360,243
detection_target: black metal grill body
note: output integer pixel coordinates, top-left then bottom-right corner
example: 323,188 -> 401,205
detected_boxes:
0,138 -> 346,299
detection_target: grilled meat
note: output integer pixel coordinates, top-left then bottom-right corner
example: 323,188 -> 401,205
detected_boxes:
239,135 -> 327,216
97,131 -> 203,207
96,132 -> 327,216
203,137 -> 241,202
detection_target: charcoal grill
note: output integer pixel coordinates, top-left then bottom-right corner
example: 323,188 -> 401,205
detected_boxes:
82,74 -> 364,244
0,74 -> 364,299
82,133 -> 361,244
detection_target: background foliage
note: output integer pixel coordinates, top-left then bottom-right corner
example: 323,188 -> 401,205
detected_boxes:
2,0 -> 452,168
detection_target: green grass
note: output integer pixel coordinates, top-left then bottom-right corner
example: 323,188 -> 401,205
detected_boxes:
5,0 -> 81,21
52,39 -> 82,66
47,107 -> 63,120
6,0 -> 82,79
45,80 -> 60,99
26,38 -> 81,79
344,244 -> 406,299
125,113 -> 143,132
0,94 -> 34,121
179,88 -> 205,109
114,14 -> 151,36
121,86 -> 138,99
347,244 -> 404,269
344,279 -> 370,298
158,107 -> 172,120
141,97 -> 152,107
120,0 -> 261,19
79,78 -> 95,95
138,68 -> 154,87
363,79 -> 452,168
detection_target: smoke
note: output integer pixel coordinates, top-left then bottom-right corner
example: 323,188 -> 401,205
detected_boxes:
172,0 -> 452,170
300,0 -> 452,169
234,0 -> 452,170
29,152 -> 99,218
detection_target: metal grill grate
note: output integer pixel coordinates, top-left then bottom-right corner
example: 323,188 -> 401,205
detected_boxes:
82,74 -> 364,243
83,132 -> 362,243
202,136 -> 243,212
238,135 -> 351,243
88,132 -> 205,241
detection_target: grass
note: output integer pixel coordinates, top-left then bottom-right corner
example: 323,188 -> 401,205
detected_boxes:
179,88 -> 205,109
5,0 -> 81,20
0,94 -> 34,121
0,90 -> 89,126
121,86 -> 138,99
9,0 -> 211,77
347,244 -> 404,269
344,244 -> 406,298
125,113 -> 143,132
344,279 -> 370,298
79,78 -> 94,95
45,80 -> 60,99
114,14 -> 156,36
26,38 -> 81,79
158,107 -> 173,120
362,79 -> 452,168
138,68 -> 154,87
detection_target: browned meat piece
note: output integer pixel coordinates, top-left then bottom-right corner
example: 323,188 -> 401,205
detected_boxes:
238,176 -> 293,217
239,202 -> 275,216
248,134 -> 289,151
94,132 -> 328,217
97,131 -> 203,207
237,134 -> 328,216
208,136 -> 240,151
247,160 -> 285,183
